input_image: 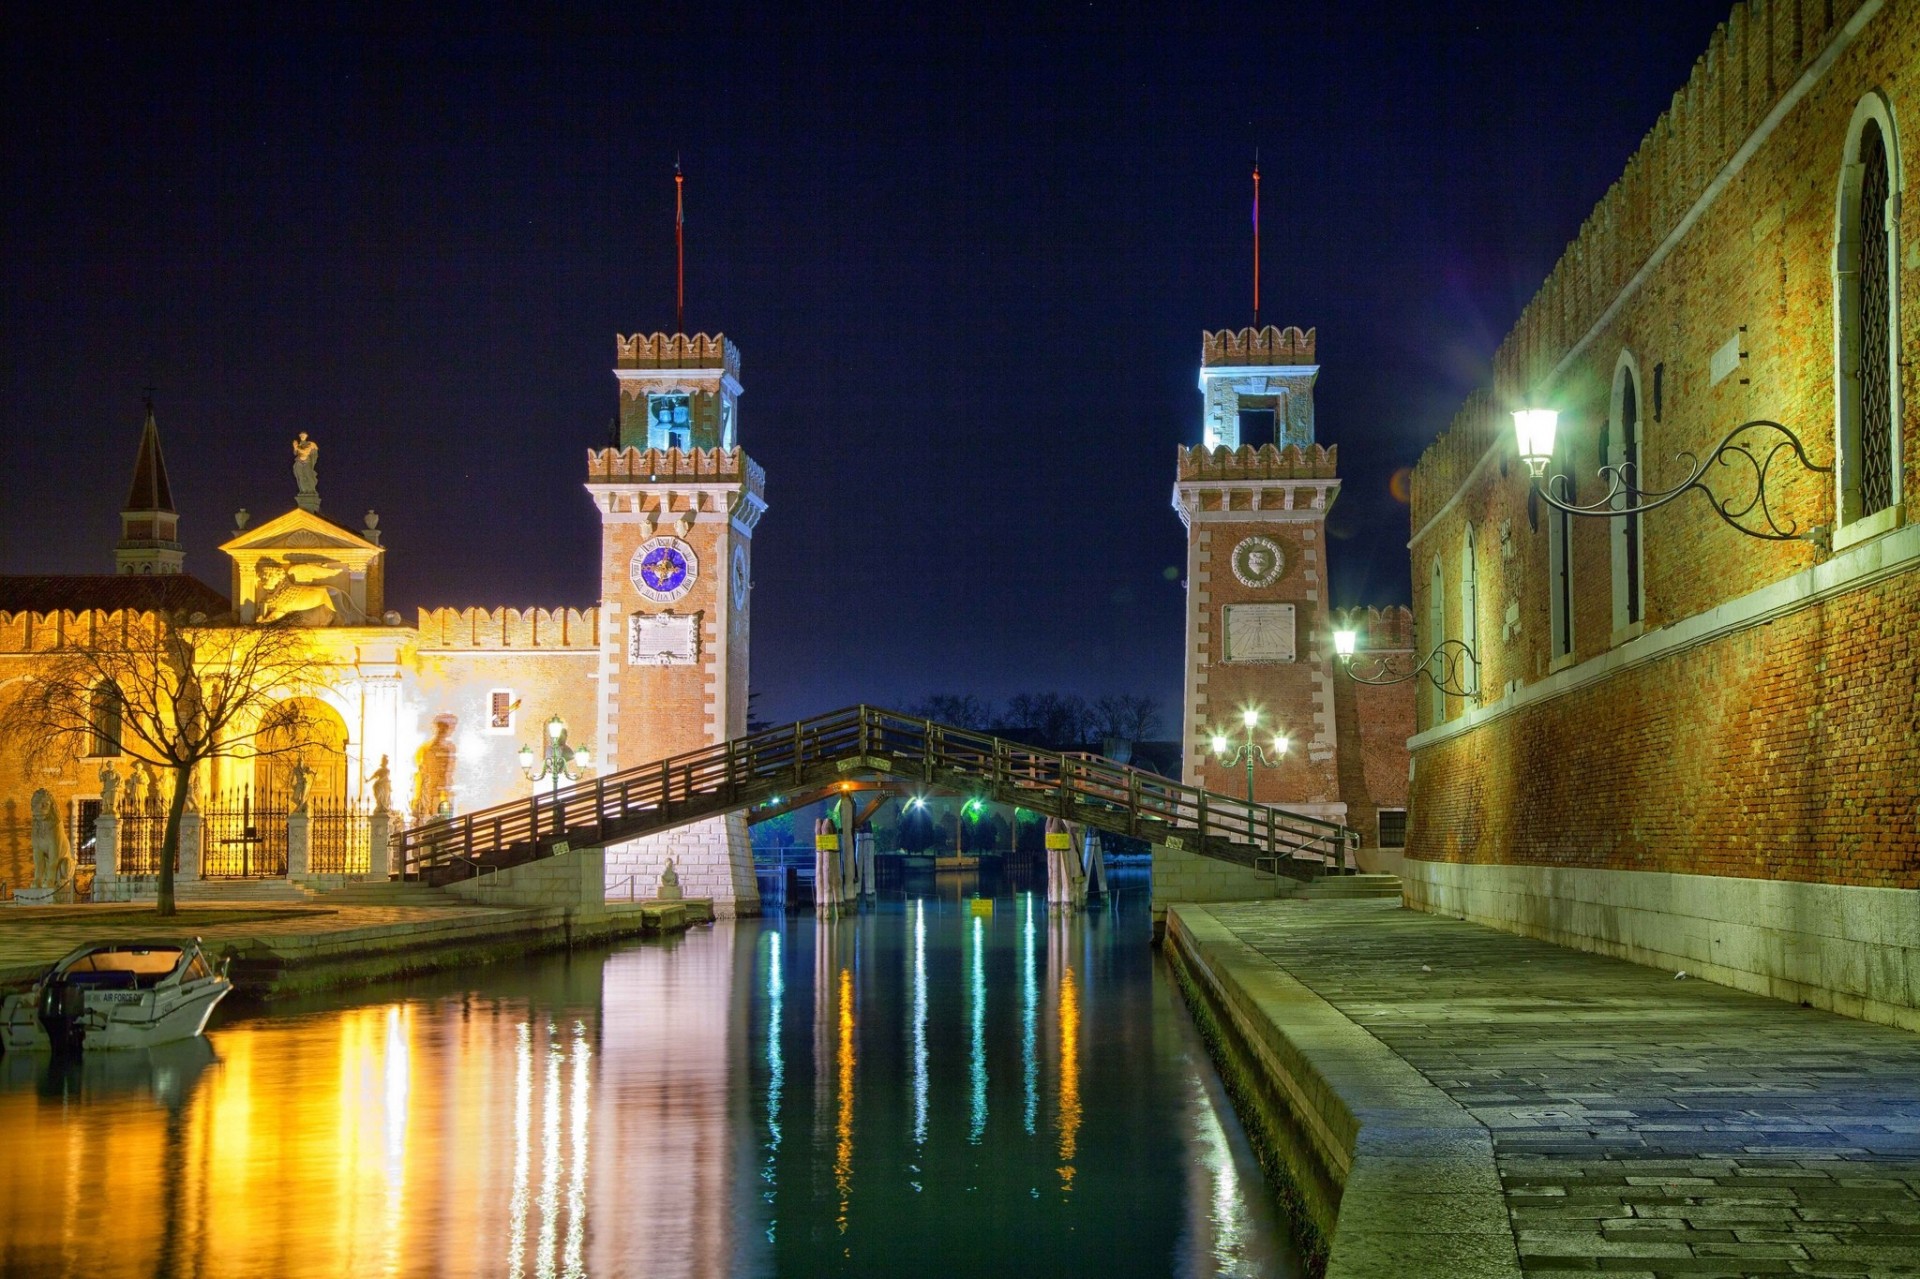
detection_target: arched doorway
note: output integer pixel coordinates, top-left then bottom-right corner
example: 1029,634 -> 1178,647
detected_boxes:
257,697 -> 349,809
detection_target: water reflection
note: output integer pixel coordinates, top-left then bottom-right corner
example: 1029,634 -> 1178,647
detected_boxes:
0,882 -> 1297,1277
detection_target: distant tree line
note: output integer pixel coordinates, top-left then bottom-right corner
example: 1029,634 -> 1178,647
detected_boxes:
906,691 -> 1162,749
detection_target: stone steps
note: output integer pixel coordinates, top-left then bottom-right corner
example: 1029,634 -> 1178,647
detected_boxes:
1299,874 -> 1403,900
172,879 -> 316,903
303,880 -> 465,907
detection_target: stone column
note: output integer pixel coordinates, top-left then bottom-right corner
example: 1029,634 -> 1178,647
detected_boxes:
178,811 -> 202,882
94,812 -> 118,900
287,810 -> 310,879
854,831 -> 876,899
367,810 -> 392,880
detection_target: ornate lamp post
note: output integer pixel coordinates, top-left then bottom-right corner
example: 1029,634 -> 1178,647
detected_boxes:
1510,408 -> 1830,542
1211,708 -> 1288,804
1331,622 -> 1480,697
519,714 -> 589,798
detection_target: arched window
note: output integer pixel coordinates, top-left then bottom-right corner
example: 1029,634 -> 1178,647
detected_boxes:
1459,524 -> 1479,697
1426,558 -> 1446,726
1610,354 -> 1646,637
89,681 -> 122,757
1836,96 -> 1902,531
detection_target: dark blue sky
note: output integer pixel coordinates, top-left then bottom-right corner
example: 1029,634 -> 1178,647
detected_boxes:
2,2 -> 1734,723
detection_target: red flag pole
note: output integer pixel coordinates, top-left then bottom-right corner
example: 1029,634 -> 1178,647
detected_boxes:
674,161 -> 686,335
1252,155 -> 1261,330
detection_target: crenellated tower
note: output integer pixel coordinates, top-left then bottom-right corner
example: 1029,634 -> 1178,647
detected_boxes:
115,406 -> 185,576
1173,325 -> 1346,824
587,332 -> 766,914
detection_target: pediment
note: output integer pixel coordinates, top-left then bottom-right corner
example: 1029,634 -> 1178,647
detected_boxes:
220,508 -> 381,556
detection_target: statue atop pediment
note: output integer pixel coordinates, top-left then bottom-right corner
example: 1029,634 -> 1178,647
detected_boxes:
292,432 -> 321,512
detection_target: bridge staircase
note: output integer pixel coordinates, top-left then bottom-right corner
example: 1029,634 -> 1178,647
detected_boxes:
399,705 -> 1359,888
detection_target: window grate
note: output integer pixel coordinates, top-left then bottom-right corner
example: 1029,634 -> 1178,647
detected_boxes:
1377,809 -> 1407,849
1859,122 -> 1893,518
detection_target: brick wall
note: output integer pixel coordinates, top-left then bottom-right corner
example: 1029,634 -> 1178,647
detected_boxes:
1407,0 -> 1919,892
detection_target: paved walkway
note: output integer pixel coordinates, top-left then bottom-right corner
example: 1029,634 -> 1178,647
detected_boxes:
1205,899 -> 1920,1279
0,902 -> 512,987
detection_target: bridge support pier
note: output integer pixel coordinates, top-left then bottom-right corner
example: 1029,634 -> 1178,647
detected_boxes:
1081,828 -> 1107,899
1044,816 -> 1079,914
814,818 -> 845,917
853,830 -> 876,900
604,814 -> 760,918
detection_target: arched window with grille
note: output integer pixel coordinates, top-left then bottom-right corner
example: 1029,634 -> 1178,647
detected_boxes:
1425,558 -> 1446,727
1459,524 -> 1479,698
1609,353 -> 1646,638
88,681 -> 122,757
1836,95 -> 1903,536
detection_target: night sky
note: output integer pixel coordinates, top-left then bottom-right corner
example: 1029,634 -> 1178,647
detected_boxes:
2,2 -> 1736,724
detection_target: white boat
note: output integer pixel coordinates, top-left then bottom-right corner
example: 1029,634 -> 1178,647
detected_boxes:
0,939 -> 232,1054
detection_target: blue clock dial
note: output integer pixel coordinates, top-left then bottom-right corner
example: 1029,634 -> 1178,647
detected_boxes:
629,536 -> 699,604
640,546 -> 688,593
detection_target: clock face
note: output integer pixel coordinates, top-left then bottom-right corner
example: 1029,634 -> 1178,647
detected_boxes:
1230,535 -> 1286,589
731,545 -> 749,608
630,537 -> 698,604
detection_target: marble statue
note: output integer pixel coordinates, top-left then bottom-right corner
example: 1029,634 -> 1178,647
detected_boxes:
289,761 -> 313,813
29,789 -> 74,890
369,755 -> 393,812
657,857 -> 683,901
144,769 -> 165,818
125,761 -> 150,817
292,432 -> 320,495
97,762 -> 120,815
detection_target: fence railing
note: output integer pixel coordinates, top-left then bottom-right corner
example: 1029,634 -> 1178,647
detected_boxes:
202,788 -> 288,878
112,812 -> 171,877
307,798 -> 374,876
402,705 -> 1359,882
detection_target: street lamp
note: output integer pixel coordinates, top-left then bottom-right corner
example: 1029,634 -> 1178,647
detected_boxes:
519,714 -> 590,797
1332,620 -> 1479,697
1510,408 -> 1831,542
1211,707 -> 1287,804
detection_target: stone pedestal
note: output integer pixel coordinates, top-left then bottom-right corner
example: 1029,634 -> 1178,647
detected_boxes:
178,812 -> 202,882
367,811 -> 392,880
287,810 -> 310,878
94,812 -> 119,893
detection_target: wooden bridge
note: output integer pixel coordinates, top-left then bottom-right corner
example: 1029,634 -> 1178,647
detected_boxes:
399,705 -> 1358,884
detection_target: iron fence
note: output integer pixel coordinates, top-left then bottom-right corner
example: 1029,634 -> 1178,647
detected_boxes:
202,788 -> 288,878
308,798 -> 373,875
113,812 -> 171,877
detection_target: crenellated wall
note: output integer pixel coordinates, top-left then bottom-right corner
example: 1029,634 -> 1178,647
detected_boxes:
1177,443 -> 1339,483
1201,325 -> 1317,367
414,606 -> 599,650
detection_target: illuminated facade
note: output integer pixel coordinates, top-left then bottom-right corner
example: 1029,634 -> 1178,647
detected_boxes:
0,332 -> 763,913
1404,0 -> 1918,1026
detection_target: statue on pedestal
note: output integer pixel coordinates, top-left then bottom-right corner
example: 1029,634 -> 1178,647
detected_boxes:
289,761 -> 313,813
369,755 -> 393,813
97,762 -> 120,815
292,432 -> 320,497
125,762 -> 150,818
657,857 -> 683,901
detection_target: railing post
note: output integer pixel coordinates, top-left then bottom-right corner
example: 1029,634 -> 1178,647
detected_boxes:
1197,790 -> 1208,843
1128,771 -> 1140,837
793,722 -> 804,786
859,707 -> 871,758
662,759 -> 672,815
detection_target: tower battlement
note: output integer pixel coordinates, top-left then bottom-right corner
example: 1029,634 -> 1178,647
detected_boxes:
614,332 -> 741,379
1350,605 -> 1415,652
586,446 -> 762,487
1176,442 -> 1338,481
1202,325 -> 1316,368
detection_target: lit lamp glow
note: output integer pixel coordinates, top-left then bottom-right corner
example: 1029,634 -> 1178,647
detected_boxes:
1332,628 -> 1358,659
1512,408 -> 1559,479
1212,708 -> 1284,804
522,713 -> 588,797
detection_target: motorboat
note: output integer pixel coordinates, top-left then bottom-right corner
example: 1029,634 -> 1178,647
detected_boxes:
0,939 -> 231,1054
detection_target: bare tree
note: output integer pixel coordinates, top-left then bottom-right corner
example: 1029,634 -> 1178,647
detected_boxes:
908,693 -> 997,730
1090,694 -> 1163,743
1,612 -> 328,915
1003,692 -> 1093,748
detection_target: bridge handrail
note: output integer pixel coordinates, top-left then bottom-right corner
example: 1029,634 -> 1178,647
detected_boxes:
399,704 -> 1357,877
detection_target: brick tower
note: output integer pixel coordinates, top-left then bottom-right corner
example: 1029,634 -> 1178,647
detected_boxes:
588,332 -> 767,915
1172,325 -> 1346,825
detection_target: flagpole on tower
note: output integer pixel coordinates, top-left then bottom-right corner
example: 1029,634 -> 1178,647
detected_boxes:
674,159 -> 686,336
1252,151 -> 1261,330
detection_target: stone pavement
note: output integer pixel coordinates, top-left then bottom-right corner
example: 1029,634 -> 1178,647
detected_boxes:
1205,899 -> 1920,1279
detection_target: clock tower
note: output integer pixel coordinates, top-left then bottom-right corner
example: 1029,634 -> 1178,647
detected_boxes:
1172,325 -> 1345,824
588,331 -> 767,915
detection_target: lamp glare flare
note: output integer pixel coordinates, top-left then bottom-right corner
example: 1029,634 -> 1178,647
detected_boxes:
1512,408 -> 1560,478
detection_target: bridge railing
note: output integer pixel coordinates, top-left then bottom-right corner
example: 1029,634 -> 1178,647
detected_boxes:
399,705 -> 1356,879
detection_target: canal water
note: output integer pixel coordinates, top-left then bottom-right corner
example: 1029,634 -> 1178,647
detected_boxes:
0,872 -> 1298,1277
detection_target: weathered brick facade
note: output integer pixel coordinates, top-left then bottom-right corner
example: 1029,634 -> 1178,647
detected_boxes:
1405,0 -> 1918,1023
